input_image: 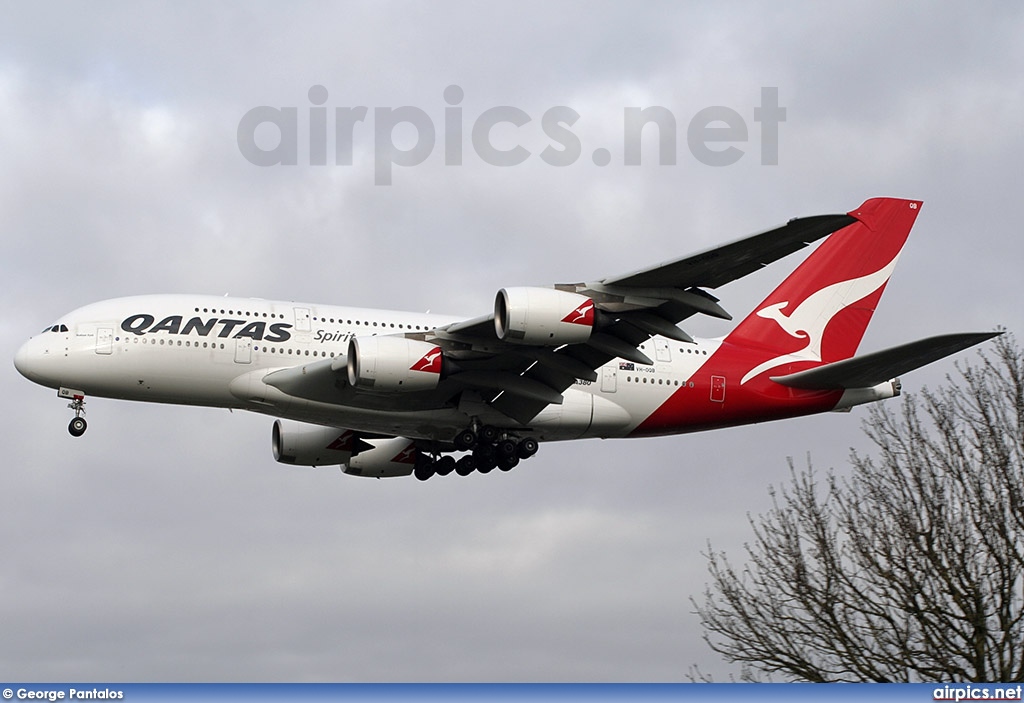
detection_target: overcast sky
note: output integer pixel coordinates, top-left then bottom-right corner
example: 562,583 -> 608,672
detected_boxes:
2,1 -> 1022,683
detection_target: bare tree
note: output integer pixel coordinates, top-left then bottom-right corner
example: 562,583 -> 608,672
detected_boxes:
694,332 -> 1024,682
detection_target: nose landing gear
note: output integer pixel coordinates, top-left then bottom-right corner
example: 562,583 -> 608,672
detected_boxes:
69,415 -> 87,437
60,387 -> 88,437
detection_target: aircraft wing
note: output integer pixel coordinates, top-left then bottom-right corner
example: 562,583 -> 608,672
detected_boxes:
264,357 -> 345,404
443,212 -> 855,336
432,212 -> 857,423
262,210 -> 860,425
601,213 -> 855,290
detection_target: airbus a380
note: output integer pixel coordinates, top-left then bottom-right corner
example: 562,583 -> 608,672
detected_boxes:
14,197 -> 997,480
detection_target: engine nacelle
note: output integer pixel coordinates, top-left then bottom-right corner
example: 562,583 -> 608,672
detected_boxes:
347,336 -> 444,392
344,437 -> 419,478
494,287 -> 595,345
272,419 -> 357,467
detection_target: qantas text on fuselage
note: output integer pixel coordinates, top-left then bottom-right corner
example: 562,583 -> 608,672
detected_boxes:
120,314 -> 294,343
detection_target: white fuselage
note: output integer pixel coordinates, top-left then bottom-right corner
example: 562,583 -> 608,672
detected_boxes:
15,294 -> 723,443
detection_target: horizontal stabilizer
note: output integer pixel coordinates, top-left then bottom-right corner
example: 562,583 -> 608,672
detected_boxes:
771,332 -> 1001,389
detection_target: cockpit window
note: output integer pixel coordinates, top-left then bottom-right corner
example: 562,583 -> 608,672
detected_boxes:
42,325 -> 69,333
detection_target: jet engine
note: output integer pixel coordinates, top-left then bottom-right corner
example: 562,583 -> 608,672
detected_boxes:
494,287 -> 595,345
272,419 -> 358,466
343,437 -> 420,478
346,337 -> 444,392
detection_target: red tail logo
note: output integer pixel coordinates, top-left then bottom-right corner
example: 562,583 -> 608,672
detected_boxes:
562,301 -> 595,326
740,252 -> 902,383
727,198 -> 922,385
326,431 -> 354,452
392,443 -> 419,464
410,349 -> 442,374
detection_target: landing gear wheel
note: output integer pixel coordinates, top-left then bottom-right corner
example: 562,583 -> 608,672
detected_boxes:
435,455 -> 456,477
517,437 -> 539,459
479,425 -> 500,443
497,439 -> 518,458
68,417 -> 88,437
473,443 -> 496,462
498,454 -> 520,472
413,456 -> 435,481
455,455 -> 476,476
473,443 -> 497,473
454,429 -> 477,451
65,392 -> 87,438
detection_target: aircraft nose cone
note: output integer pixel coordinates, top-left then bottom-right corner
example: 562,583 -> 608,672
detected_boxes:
14,338 -> 41,382
14,339 -> 32,378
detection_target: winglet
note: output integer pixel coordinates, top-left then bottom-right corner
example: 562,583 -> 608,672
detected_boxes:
848,197 -> 923,231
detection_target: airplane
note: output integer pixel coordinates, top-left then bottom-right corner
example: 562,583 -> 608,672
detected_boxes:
14,197 -> 998,480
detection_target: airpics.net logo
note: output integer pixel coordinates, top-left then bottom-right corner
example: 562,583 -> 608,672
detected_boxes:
237,85 -> 787,185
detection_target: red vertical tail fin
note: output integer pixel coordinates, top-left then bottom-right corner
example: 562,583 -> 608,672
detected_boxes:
727,197 -> 923,384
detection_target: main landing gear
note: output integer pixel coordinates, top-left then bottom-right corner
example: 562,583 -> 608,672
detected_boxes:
413,426 -> 540,481
61,388 -> 88,437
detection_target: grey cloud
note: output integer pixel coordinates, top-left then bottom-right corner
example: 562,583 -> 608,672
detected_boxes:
2,0 -> 1021,682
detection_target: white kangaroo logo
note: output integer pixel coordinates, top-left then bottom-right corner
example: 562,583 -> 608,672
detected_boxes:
564,302 -> 594,325
411,350 -> 442,373
393,444 -> 418,464
740,252 -> 902,384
